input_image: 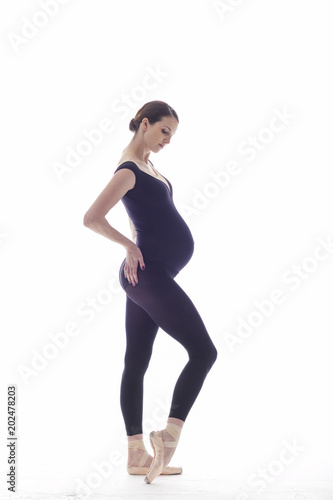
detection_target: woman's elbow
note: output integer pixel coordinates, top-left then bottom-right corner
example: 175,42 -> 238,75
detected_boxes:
83,212 -> 96,227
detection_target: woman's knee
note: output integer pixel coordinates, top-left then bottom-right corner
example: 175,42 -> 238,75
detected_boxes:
190,341 -> 218,368
202,342 -> 218,368
209,344 -> 218,366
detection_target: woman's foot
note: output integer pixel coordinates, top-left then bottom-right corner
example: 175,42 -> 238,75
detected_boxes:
127,433 -> 152,468
158,418 -> 184,468
144,417 -> 184,484
127,432 -> 182,475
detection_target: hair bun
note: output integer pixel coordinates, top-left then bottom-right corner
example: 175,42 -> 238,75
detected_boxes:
129,118 -> 137,132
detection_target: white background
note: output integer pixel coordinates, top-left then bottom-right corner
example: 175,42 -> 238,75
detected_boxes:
1,0 -> 333,498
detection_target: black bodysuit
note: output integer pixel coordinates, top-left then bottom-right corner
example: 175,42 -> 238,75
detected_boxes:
114,161 -> 217,436
115,160 -> 194,277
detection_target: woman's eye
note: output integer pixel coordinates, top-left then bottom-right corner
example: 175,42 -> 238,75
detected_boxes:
162,130 -> 167,134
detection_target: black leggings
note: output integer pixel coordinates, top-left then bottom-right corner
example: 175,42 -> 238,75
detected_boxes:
119,259 -> 218,436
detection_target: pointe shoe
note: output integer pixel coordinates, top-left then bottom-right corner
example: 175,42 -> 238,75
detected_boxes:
127,438 -> 182,476
128,464 -> 182,475
144,429 -> 179,484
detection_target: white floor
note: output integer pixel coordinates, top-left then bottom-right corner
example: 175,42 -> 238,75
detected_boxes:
1,475 -> 333,500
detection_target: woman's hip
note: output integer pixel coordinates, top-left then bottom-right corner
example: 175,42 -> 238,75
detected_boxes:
118,258 -> 178,292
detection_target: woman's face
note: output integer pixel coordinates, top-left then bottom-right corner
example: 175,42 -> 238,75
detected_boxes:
142,116 -> 178,153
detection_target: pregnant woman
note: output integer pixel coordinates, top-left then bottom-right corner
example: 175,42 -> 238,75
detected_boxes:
83,100 -> 218,484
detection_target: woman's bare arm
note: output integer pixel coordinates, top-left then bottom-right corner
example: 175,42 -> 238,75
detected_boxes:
83,169 -> 135,249
83,168 -> 145,285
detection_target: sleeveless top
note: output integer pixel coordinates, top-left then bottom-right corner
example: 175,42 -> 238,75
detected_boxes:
114,161 -> 194,275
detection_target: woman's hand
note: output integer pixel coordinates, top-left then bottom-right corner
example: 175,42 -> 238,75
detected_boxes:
124,242 -> 145,286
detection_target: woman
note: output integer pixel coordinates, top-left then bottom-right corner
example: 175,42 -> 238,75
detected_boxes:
83,100 -> 218,484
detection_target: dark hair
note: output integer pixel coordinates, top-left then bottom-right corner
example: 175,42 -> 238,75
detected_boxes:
129,100 -> 179,133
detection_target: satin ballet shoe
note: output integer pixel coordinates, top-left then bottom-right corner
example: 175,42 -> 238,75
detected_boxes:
127,438 -> 182,476
128,465 -> 182,475
144,429 -> 180,484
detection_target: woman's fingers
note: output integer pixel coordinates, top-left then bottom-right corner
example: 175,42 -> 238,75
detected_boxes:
124,261 -> 139,285
124,246 -> 145,286
131,265 -> 138,285
130,262 -> 137,284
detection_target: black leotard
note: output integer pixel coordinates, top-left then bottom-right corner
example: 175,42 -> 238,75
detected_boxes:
114,160 -> 217,436
114,161 -> 194,276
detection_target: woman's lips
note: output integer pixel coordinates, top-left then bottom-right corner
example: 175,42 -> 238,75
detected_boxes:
159,143 -> 164,148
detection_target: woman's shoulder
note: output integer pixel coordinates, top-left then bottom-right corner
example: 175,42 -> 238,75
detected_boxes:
114,159 -> 140,172
113,159 -> 139,179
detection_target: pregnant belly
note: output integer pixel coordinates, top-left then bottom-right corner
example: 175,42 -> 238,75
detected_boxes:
137,223 -> 194,274
169,223 -> 194,270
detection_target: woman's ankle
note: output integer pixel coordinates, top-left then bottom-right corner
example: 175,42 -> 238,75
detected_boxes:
167,417 -> 184,428
128,433 -> 143,442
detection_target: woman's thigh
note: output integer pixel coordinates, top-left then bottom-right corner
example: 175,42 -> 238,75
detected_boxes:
122,260 -> 216,358
124,294 -> 159,360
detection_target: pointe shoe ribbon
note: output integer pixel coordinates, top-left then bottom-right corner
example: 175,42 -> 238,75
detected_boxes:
127,438 -> 182,476
144,424 -> 182,484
